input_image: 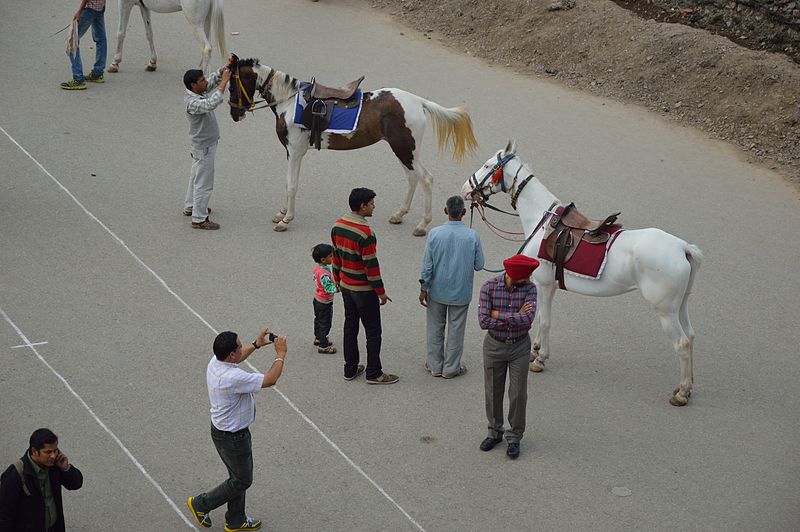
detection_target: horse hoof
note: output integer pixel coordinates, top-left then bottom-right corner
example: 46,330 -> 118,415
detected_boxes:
412,228 -> 427,237
273,222 -> 289,232
669,395 -> 689,407
145,63 -> 157,72
388,216 -> 403,225
272,214 -> 285,224
672,388 -> 692,398
108,64 -> 119,73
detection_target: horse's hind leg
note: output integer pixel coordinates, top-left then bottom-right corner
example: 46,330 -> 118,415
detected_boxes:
140,5 -> 158,71
657,311 -> 693,406
187,13 -> 213,71
109,0 -> 134,72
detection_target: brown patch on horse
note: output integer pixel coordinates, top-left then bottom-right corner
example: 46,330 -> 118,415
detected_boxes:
276,111 -> 289,150
325,91 -> 416,170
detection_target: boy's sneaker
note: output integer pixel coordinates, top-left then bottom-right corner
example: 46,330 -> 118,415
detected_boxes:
85,72 -> 105,83
225,516 -> 262,531
187,497 -> 212,528
60,79 -> 86,90
318,344 -> 337,354
366,373 -> 399,385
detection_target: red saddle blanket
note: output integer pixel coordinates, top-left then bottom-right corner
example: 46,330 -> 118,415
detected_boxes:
537,226 -> 624,280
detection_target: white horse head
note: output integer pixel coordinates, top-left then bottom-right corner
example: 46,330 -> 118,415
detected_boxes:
462,140 -> 704,406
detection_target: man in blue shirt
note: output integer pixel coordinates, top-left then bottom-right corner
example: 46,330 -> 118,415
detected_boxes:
419,195 -> 485,378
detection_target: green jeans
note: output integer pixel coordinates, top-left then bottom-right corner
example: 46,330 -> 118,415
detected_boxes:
193,424 -> 253,527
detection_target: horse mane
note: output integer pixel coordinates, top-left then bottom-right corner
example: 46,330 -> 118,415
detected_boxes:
243,59 -> 297,102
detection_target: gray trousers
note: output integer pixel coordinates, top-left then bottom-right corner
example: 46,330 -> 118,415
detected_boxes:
426,300 -> 469,377
483,333 -> 530,443
184,142 -> 217,223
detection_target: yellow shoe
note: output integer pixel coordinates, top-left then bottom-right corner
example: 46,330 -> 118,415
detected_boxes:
225,517 -> 262,531
187,497 -> 212,528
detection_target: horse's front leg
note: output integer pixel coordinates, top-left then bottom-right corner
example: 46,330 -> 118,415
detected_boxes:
273,150 -> 304,231
108,1 -> 134,73
530,282 -> 555,373
140,5 -> 158,71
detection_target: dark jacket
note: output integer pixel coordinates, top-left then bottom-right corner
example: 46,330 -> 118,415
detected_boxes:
0,453 -> 83,532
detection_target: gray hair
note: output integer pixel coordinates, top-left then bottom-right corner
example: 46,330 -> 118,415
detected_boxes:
445,195 -> 465,216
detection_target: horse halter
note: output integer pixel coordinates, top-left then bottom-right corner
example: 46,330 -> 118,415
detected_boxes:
468,152 -> 534,211
229,65 -> 275,113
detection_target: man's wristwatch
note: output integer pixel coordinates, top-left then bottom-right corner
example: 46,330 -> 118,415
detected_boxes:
252,340 -> 260,349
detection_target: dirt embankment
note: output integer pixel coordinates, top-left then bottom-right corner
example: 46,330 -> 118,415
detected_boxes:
367,0 -> 800,184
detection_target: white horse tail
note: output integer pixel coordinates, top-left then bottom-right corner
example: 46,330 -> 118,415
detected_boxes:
419,98 -> 478,161
684,243 -> 703,294
211,0 -> 228,61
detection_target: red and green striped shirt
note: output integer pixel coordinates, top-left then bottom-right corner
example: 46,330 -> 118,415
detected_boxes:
331,213 -> 385,295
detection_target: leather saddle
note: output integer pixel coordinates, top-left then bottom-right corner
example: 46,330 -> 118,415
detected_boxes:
300,75 -> 365,149
543,202 -> 621,289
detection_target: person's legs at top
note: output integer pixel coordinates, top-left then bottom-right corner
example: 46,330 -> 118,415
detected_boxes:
89,9 -> 107,77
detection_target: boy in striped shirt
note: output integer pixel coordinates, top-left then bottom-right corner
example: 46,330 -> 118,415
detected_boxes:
330,188 -> 399,385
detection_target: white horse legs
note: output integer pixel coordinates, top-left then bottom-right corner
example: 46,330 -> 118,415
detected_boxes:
108,3 -> 157,72
189,14 -> 213,71
389,162 -> 433,236
658,312 -> 694,406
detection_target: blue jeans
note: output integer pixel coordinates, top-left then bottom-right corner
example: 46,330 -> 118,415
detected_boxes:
69,8 -> 107,82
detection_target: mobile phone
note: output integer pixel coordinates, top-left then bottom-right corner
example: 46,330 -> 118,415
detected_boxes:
268,332 -> 277,342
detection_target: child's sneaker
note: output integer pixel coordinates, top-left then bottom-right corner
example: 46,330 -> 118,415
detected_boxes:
318,344 -> 337,354
85,72 -> 105,83
60,79 -> 86,90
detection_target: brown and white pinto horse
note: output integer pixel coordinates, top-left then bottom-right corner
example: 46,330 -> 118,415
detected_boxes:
228,58 -> 478,234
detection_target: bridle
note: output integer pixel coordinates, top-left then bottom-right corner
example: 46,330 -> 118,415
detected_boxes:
228,65 -> 291,114
467,152 -> 558,267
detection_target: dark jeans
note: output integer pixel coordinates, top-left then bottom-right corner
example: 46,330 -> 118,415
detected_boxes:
193,425 -> 253,527
313,299 -> 333,347
341,288 -> 382,379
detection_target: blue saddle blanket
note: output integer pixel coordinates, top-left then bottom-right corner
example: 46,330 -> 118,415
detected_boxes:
293,82 -> 362,134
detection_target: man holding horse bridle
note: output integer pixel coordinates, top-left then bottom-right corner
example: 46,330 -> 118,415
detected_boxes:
183,65 -> 231,230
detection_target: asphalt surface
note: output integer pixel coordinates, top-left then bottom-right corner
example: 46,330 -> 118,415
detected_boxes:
1,0 -> 799,530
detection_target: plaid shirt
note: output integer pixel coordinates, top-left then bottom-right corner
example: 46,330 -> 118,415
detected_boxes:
478,274 -> 537,340
206,357 -> 263,432
85,0 -> 106,12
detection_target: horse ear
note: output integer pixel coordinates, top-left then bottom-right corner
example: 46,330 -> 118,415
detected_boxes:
505,138 -> 517,155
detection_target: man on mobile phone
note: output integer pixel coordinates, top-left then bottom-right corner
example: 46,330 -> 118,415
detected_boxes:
0,428 -> 84,531
187,327 -> 287,532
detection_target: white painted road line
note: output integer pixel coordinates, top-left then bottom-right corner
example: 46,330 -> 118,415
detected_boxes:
10,341 -> 48,349
0,305 -> 198,530
1,125 -> 426,532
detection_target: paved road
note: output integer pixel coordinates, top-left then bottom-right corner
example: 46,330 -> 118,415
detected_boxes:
1,0 -> 799,530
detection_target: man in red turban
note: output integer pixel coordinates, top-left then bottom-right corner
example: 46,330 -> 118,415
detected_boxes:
476,254 -> 539,459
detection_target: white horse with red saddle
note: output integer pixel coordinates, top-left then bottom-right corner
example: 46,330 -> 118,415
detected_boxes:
462,139 -> 703,406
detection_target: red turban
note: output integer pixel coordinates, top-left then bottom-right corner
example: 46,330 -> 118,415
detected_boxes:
503,254 -> 540,280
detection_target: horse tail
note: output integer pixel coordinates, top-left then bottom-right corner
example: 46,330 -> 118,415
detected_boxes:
419,99 -> 478,162
211,0 -> 228,61
683,243 -> 703,295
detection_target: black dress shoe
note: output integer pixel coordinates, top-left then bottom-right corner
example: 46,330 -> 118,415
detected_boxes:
479,436 -> 503,452
506,442 -> 520,459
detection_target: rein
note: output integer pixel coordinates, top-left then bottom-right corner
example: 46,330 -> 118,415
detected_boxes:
229,67 -> 297,114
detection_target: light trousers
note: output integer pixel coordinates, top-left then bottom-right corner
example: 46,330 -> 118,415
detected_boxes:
185,142 -> 217,223
425,299 -> 469,377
